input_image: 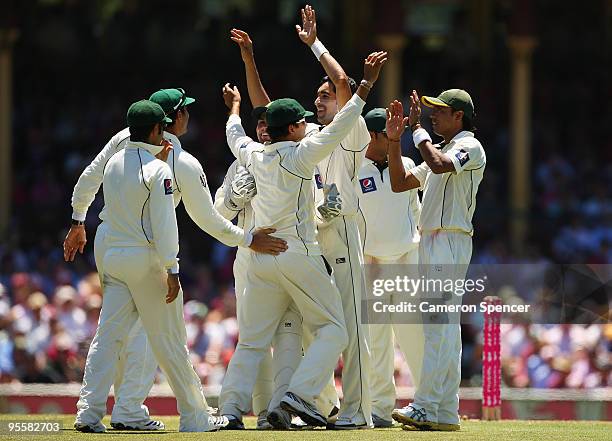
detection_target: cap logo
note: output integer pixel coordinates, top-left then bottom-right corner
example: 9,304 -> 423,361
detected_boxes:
360,177 -> 377,193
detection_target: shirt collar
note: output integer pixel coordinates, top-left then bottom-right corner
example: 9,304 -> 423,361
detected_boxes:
441,131 -> 474,151
126,140 -> 164,157
163,131 -> 182,150
264,140 -> 296,153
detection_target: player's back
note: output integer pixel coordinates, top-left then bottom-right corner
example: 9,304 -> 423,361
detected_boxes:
102,143 -> 163,249
250,142 -> 321,256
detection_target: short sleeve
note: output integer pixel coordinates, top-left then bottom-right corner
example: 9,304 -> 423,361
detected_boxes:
446,139 -> 485,174
341,116 -> 370,152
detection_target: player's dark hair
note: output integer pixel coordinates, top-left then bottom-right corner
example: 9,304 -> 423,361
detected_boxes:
462,114 -> 477,132
266,124 -> 291,141
319,75 -> 358,94
166,106 -> 185,126
129,123 -> 158,143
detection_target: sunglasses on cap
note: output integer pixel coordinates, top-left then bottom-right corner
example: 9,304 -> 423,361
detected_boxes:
171,88 -> 187,112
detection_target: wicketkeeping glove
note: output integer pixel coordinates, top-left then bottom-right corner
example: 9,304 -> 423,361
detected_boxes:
225,166 -> 256,210
317,183 -> 343,222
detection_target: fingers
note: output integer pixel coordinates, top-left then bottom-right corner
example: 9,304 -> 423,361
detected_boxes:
78,241 -> 86,254
257,227 -> 277,234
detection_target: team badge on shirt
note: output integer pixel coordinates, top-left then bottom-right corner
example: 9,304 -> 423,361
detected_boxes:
315,173 -> 323,189
359,177 -> 377,193
164,178 -> 173,195
455,149 -> 470,166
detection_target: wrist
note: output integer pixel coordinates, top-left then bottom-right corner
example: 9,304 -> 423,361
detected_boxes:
388,137 -> 401,143
71,219 -> 85,226
412,127 -> 432,148
359,79 -> 373,90
310,39 -> 328,61
410,122 -> 421,132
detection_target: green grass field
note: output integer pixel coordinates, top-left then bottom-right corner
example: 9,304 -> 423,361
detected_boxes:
0,415 -> 610,441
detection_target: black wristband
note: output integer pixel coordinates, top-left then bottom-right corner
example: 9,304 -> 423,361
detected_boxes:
71,219 -> 85,226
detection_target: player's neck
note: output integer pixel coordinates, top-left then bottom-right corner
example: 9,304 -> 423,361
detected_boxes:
442,127 -> 463,144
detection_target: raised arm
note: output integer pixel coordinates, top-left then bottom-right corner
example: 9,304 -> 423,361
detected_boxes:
230,29 -> 271,107
386,100 -> 422,192
409,90 -> 455,174
296,5 -> 352,108
222,83 -> 264,166
294,51 -> 387,173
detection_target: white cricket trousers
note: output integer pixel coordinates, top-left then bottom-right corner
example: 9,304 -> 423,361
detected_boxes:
233,249 -> 303,416
365,248 -> 424,420
412,230 -> 472,425
86,222 -> 158,425
317,214 -> 372,426
219,251 -> 348,417
76,245 -> 212,432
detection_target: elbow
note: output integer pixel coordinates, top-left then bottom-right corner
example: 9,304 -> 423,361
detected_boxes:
430,162 -> 446,174
390,181 -> 402,193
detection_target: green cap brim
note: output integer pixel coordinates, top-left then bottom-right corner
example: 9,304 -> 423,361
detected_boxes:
304,110 -> 314,118
421,96 -> 450,108
184,97 -> 195,106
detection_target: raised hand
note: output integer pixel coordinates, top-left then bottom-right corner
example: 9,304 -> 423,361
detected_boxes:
363,51 -> 388,85
409,90 -> 422,128
386,100 -> 409,142
295,4 -> 317,46
230,28 -> 254,60
222,83 -> 241,110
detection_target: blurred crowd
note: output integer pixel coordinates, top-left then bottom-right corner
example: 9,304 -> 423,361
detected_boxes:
1,1 -> 610,388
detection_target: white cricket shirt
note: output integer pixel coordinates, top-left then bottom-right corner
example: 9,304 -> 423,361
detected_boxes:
409,131 -> 486,235
225,94 -> 366,255
358,156 -> 421,259
312,117 -> 371,217
71,130 -> 249,247
102,141 -> 179,273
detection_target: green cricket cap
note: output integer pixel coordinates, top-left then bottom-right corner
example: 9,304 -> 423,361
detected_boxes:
126,100 -> 171,128
149,88 -> 196,115
421,89 -> 475,119
364,108 -> 387,133
265,98 -> 314,128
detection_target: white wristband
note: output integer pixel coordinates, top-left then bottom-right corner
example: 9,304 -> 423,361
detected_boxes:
412,127 -> 432,148
310,39 -> 329,61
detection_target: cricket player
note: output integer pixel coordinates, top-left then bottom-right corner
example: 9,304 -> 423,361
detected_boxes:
217,49 -> 387,428
357,108 -> 423,428
74,100 -> 228,432
65,89 -> 285,432
300,7 -> 374,429
229,6 -> 374,428
387,91 -> 486,431
212,107 -> 303,430
226,26 -> 343,427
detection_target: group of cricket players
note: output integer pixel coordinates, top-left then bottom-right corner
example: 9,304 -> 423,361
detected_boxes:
62,5 -> 485,434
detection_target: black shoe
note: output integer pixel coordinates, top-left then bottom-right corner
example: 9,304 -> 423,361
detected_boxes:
220,415 -> 244,430
280,392 -> 327,427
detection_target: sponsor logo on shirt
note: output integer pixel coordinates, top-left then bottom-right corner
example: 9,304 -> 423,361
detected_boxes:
456,149 -> 470,167
359,177 -> 377,193
164,178 -> 173,195
315,173 -> 323,189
